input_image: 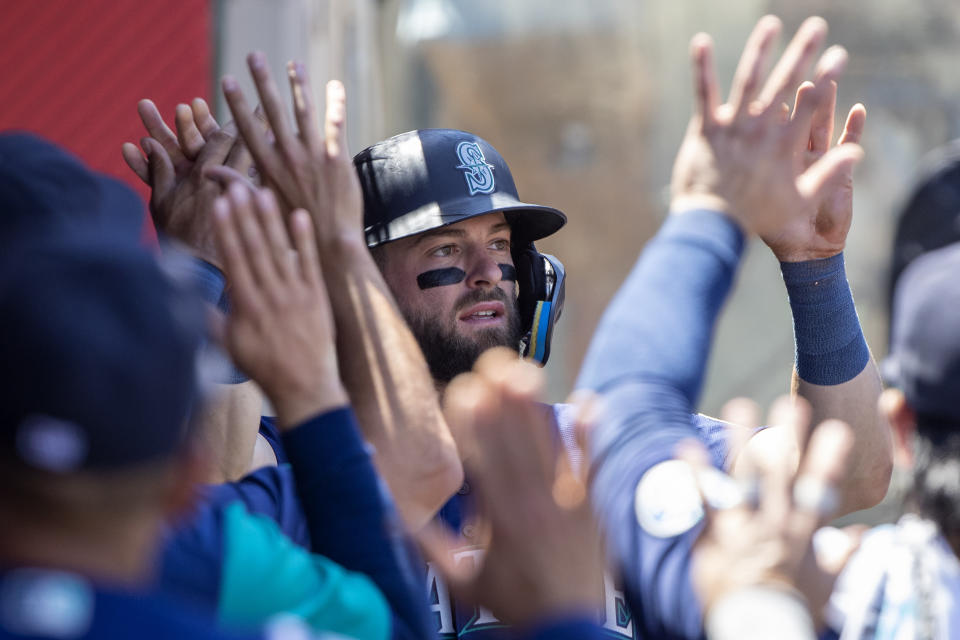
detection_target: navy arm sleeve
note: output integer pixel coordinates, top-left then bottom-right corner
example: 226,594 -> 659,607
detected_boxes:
575,210 -> 746,639
281,408 -> 433,640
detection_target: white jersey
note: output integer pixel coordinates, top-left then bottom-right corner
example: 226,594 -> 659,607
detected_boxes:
825,514 -> 960,640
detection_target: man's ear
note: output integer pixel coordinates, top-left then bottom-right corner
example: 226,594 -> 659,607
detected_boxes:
160,442 -> 210,522
879,388 -> 916,468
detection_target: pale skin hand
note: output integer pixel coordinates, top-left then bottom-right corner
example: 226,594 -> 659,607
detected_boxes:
212,183 -> 347,429
670,16 -> 889,514
222,53 -> 462,528
418,348 -> 603,626
670,16 -> 864,237
752,72 -> 889,515
689,396 -> 860,626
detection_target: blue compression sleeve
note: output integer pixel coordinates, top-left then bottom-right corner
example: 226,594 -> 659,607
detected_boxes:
781,253 -> 869,385
281,408 -> 432,640
576,210 -> 746,639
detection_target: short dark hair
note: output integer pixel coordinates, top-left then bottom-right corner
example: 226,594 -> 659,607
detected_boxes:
909,423 -> 960,540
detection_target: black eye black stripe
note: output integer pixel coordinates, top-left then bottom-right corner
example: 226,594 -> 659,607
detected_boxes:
416,264 -> 516,289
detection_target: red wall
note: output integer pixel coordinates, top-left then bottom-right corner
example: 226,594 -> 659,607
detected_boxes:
0,0 -> 212,236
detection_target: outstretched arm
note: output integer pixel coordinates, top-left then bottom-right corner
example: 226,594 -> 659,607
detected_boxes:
122,99 -> 262,482
212,184 -> 432,639
748,76 -> 891,515
578,16 -> 863,638
221,53 -> 462,528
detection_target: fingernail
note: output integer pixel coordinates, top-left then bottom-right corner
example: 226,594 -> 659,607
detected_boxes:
222,75 -> 238,91
249,51 -> 265,69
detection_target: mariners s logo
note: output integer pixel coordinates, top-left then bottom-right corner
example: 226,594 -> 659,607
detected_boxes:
455,141 -> 496,195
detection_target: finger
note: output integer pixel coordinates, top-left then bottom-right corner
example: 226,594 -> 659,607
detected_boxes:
175,103 -> 206,159
784,79 -> 833,154
675,439 -> 716,528
142,138 -> 175,212
229,182 -> 281,292
720,396 -> 762,430
289,209 -> 324,289
288,61 -> 323,154
191,97 -> 220,139
247,52 -> 298,155
212,196 -> 260,316
767,395 -> 812,452
789,82 -> 817,152
203,165 -> 258,191
121,142 -> 150,183
756,16 -> 828,112
813,45 -> 849,86
137,99 -> 187,168
566,389 -> 603,481
719,397 -> 762,471
689,34 -> 719,130
253,188 -> 297,282
222,74 -> 282,187
727,15 -> 783,119
797,143 -> 864,204
837,103 -> 866,146
325,79 -> 348,159
194,129 -> 235,169
807,80 -> 837,154
791,419 -> 854,533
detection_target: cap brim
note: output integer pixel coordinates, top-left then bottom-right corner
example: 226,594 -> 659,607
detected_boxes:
365,192 -> 566,247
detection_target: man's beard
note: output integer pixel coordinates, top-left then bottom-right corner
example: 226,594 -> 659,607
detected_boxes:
404,288 -> 524,384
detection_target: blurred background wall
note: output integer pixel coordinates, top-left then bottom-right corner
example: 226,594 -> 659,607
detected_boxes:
3,0 -> 959,415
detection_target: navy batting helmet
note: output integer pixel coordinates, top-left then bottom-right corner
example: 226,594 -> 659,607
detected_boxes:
354,129 -> 567,364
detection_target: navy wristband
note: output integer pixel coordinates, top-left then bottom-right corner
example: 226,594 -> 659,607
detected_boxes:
190,258 -> 226,306
781,253 -> 869,385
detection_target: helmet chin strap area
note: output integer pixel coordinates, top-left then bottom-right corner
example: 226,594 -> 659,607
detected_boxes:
519,252 -> 565,366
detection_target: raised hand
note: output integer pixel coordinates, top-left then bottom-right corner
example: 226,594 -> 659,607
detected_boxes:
121,98 -> 254,266
688,396 -> 858,623
418,348 -> 603,625
212,183 -> 346,428
761,79 -> 867,261
670,16 -> 864,238
221,54 -> 364,249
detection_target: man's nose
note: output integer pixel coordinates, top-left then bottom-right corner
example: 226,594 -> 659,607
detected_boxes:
464,249 -> 503,289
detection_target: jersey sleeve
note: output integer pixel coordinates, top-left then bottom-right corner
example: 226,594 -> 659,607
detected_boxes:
574,209 -> 746,639
217,501 -> 390,640
281,407 -> 433,640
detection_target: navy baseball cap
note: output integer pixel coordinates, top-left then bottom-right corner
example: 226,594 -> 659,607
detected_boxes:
0,132 -> 144,245
355,129 -> 566,248
884,241 -> 960,425
0,236 -> 205,473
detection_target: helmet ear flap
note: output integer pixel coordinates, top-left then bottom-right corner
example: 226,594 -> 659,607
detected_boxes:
514,243 -> 565,365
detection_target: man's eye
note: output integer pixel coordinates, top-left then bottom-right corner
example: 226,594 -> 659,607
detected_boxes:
490,239 -> 510,251
431,245 -> 456,257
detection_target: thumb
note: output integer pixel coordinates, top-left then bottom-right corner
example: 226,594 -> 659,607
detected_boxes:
796,142 -> 863,205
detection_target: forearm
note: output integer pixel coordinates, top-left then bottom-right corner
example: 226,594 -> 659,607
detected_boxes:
195,382 -> 264,482
783,254 -> 892,513
578,210 -> 746,638
321,238 -> 462,527
282,407 -> 433,640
